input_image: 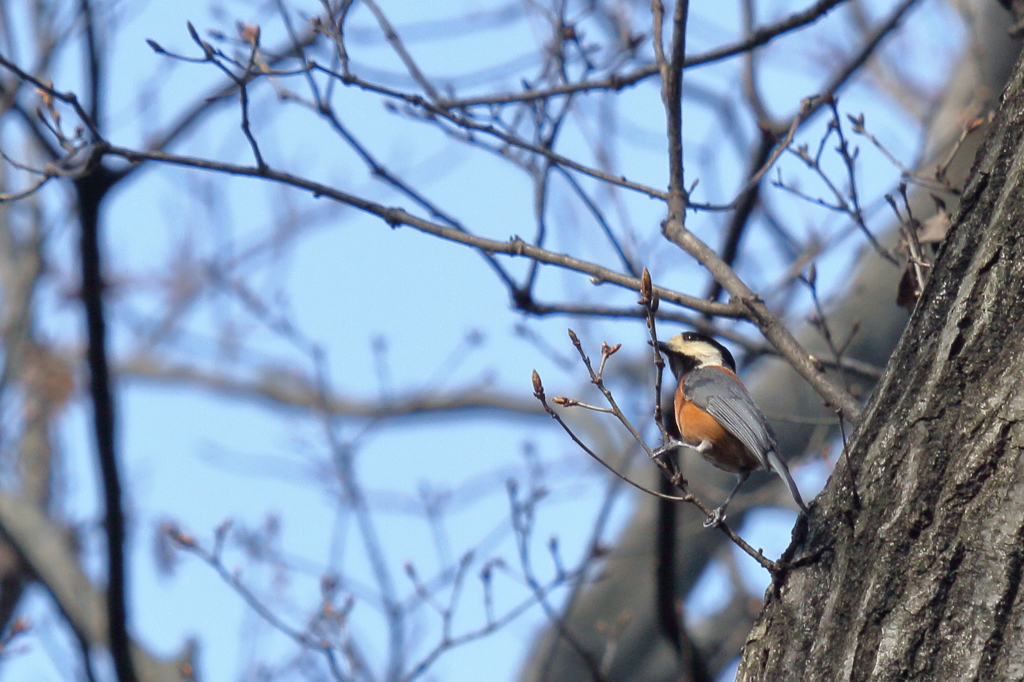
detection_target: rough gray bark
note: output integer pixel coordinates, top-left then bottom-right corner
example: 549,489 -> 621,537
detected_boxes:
518,3 -> 1020,681
737,41 -> 1024,682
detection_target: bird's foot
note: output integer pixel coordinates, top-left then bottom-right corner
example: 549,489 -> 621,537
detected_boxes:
703,507 -> 727,528
651,439 -> 686,459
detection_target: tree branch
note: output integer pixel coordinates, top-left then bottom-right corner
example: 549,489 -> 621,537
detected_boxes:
75,158 -> 135,682
101,143 -> 745,318
0,493 -> 191,682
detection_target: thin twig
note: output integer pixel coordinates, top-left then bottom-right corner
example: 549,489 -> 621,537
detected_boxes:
166,527 -> 350,681
361,0 -> 440,101
532,371 -> 685,503
438,0 -> 846,109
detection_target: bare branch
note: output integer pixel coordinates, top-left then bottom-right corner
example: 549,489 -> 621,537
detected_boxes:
101,143 -> 746,318
0,493 -> 191,682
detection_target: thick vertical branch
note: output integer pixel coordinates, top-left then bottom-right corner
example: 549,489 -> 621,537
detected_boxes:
77,4 -> 130,673
76,161 -> 136,682
661,0 -> 690,222
80,0 -> 103,125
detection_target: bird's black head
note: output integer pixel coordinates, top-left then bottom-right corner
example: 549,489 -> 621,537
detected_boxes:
655,331 -> 737,378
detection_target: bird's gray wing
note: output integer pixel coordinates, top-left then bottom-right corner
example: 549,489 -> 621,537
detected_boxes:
683,367 -> 776,470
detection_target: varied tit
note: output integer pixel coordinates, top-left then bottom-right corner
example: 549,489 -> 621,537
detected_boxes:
654,331 -> 807,525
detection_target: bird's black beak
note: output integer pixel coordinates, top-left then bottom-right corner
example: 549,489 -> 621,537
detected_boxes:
651,340 -> 670,353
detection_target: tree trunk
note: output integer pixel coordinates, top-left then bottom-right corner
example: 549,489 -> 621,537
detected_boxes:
737,45 -> 1024,682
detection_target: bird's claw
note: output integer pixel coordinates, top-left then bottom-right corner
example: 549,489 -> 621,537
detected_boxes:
703,507 -> 727,528
652,439 -> 685,459
653,439 -> 713,459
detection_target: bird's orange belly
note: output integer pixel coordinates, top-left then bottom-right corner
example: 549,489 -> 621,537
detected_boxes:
676,399 -> 759,473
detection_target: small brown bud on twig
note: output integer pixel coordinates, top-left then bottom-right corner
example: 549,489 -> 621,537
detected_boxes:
36,81 -> 54,109
567,329 -> 580,346
163,523 -> 195,547
186,21 -> 215,58
601,342 -> 621,357
807,263 -> 817,287
10,617 -> 28,635
639,267 -> 652,305
966,115 -> 986,134
531,370 -> 544,397
239,22 -> 261,46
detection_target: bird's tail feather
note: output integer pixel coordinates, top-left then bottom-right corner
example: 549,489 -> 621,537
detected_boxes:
766,449 -> 807,513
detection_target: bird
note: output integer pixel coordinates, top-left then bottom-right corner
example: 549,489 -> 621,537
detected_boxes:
653,331 -> 807,525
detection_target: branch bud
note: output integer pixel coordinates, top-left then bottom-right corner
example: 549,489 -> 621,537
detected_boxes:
9,617 -> 28,634
163,523 -> 195,547
639,267 -> 652,305
239,22 -> 261,46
